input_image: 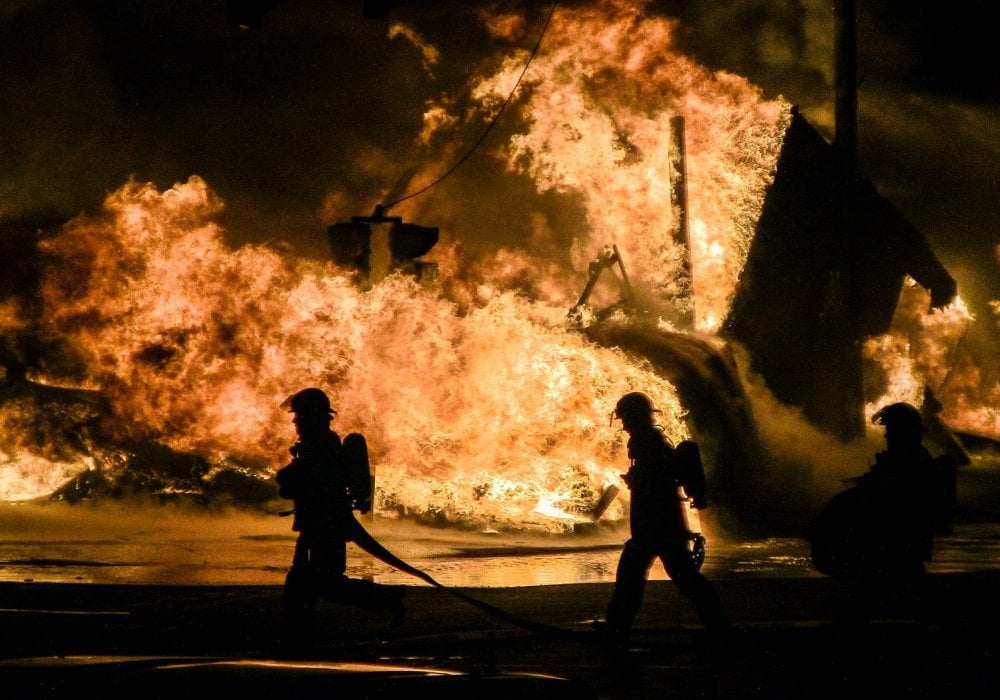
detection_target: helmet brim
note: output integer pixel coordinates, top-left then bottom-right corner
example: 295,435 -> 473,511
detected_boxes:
280,393 -> 336,416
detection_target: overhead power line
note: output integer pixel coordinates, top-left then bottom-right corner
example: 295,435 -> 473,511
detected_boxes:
382,2 -> 559,212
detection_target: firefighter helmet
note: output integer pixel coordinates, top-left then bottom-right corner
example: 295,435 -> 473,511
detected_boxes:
871,402 -> 926,433
282,387 -> 336,417
613,391 -> 661,423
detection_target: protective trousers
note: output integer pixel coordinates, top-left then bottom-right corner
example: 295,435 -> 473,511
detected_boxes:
284,529 -> 402,617
605,536 -> 728,632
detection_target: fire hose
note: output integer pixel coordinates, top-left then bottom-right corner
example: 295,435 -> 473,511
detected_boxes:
344,516 -> 579,639
281,510 -> 705,639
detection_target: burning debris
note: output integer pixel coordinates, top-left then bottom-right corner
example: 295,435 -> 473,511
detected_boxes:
328,206 -> 440,290
567,244 -> 634,326
0,373 -> 274,508
0,0 -> 995,540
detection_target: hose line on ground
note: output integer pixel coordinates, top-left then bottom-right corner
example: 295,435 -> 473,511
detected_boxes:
348,517 -> 581,639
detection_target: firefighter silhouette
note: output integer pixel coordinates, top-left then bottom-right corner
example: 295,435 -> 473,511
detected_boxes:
806,401 -> 957,619
596,392 -> 730,645
275,387 -> 405,632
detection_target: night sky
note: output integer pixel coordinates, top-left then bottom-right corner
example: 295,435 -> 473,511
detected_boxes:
2,1 -> 997,357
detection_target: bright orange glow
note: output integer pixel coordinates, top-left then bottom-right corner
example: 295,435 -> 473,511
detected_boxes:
18,176 -> 688,531
454,0 -> 791,331
0,0 -> 994,535
864,278 -> 996,437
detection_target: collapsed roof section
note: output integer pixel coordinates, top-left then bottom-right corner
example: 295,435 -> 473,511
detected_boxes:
723,107 -> 957,440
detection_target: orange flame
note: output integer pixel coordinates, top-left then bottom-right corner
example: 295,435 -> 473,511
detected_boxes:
863,278 -> 999,437
436,0 -> 791,330
2,0 -> 995,531
23,176 -> 690,531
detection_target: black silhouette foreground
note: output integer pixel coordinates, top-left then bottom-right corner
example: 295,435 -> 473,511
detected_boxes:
6,568 -> 1000,699
595,392 -> 730,647
276,388 -> 406,633
274,387 -> 577,642
805,401 -> 958,621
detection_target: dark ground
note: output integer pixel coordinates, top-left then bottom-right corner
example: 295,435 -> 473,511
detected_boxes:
1,571 -> 999,698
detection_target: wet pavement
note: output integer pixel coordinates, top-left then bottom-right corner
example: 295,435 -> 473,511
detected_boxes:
2,571 -> 999,698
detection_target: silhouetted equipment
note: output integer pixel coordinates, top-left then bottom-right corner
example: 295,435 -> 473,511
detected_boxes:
389,221 -> 439,261
676,440 -> 708,569
328,222 -> 371,271
590,483 -> 620,521
670,115 -> 695,328
676,440 -> 707,509
343,432 -> 374,515
571,119 -> 693,328
568,244 -> 633,323
328,207 -> 438,288
682,502 -> 707,571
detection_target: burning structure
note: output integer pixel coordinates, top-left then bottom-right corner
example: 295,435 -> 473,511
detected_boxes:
724,107 -> 957,442
725,0 -> 959,443
0,1 -> 994,539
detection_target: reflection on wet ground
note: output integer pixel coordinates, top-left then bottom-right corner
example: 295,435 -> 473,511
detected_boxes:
1,500 -> 997,587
